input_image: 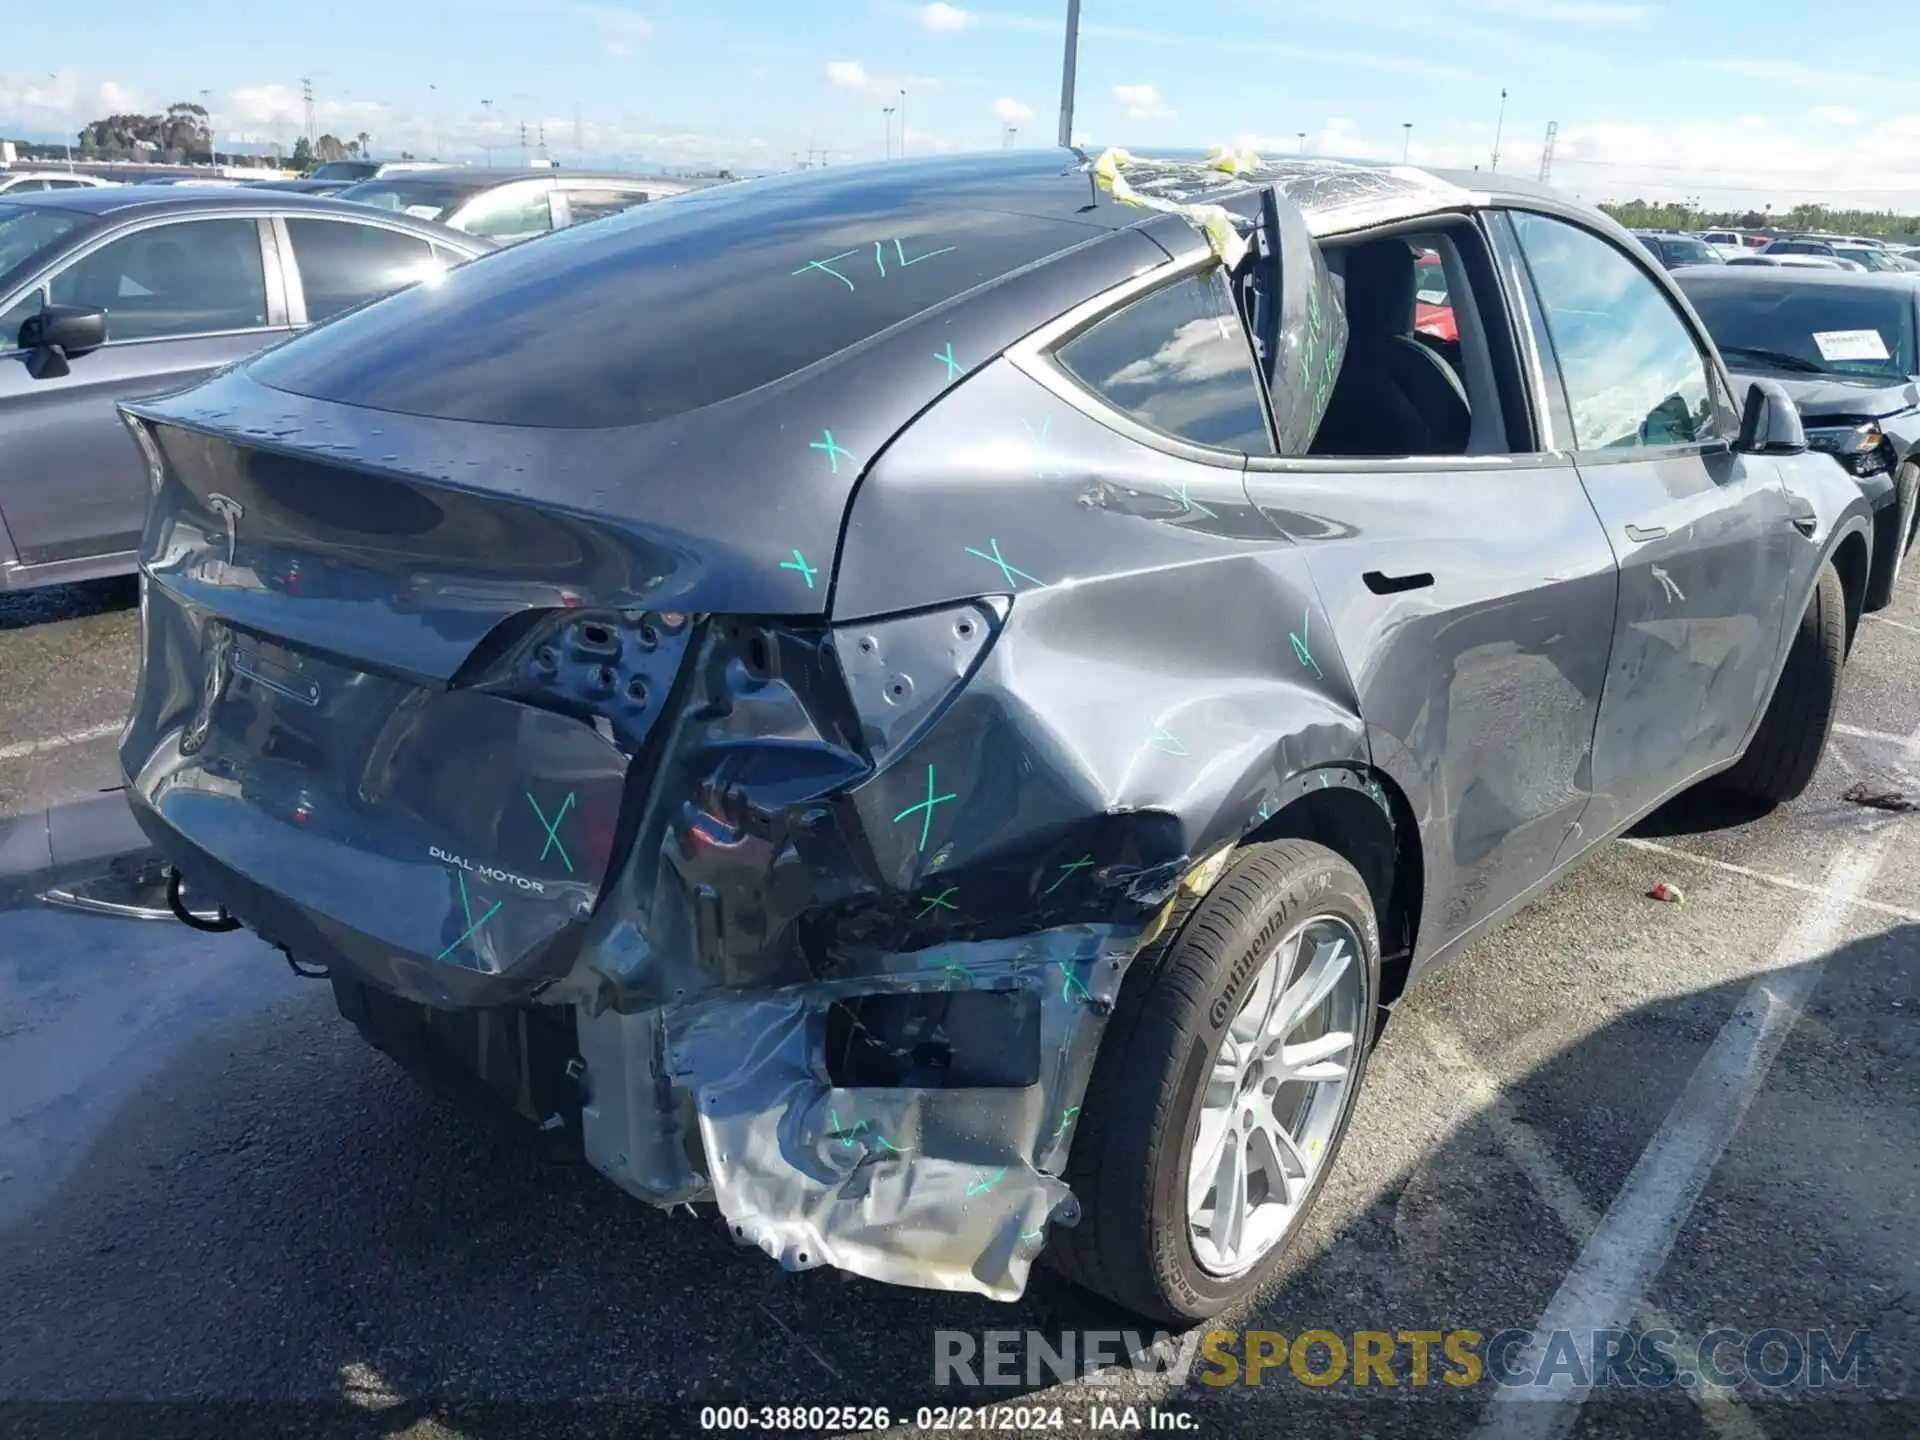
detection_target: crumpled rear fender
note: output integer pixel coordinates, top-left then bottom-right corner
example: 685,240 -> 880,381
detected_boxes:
562,360 -> 1377,1300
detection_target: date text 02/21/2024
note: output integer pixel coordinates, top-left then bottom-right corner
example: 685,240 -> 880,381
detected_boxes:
695,1404 -> 1199,1431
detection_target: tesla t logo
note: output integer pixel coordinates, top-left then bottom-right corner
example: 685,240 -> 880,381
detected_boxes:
206,493 -> 244,567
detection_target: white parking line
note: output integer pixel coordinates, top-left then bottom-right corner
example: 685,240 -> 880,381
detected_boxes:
1864,612 -> 1920,636
0,720 -> 122,765
1474,710 -> 1919,1436
1620,837 -> 1920,923
1419,1025 -> 1767,1440
1833,721 -> 1920,751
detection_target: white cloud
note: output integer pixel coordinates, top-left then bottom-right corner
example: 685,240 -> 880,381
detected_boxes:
825,60 -> 933,100
1703,57 -> 1832,88
992,97 -> 1033,124
1464,0 -> 1651,23
918,2 -> 974,31
1810,105 -> 1862,126
1242,113 -> 1920,214
598,11 -> 653,59
0,72 -> 148,133
1113,82 -> 1174,123
827,60 -> 875,92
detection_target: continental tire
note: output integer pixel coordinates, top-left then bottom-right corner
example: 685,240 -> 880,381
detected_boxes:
1046,839 -> 1380,1323
1720,558 -> 1845,805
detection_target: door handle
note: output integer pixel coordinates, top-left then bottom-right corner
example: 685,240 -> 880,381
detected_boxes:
1363,569 -> 1434,595
1624,523 -> 1667,543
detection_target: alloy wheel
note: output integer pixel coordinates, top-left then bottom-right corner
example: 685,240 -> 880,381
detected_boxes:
1186,914 -> 1365,1278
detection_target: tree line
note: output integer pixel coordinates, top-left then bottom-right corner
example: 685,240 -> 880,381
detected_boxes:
1601,198 -> 1920,240
41,103 -> 374,170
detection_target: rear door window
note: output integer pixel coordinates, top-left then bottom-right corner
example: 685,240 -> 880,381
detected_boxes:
1054,268 -> 1275,455
454,182 -> 555,244
561,185 -> 650,226
285,218 -> 439,322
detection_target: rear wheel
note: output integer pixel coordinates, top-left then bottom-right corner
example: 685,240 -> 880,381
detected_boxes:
1719,558 -> 1845,805
1048,840 -> 1380,1322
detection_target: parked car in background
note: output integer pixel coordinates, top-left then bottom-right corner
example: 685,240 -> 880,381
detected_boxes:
1677,266 -> 1920,610
1631,228 -> 1726,270
1697,229 -> 1763,259
304,159 -> 448,183
0,186 -> 493,591
1731,253 -> 1865,272
332,168 -> 676,245
1412,245 -> 1456,342
0,172 -> 114,196
1764,237 -> 1904,273
114,150 -> 1867,1325
243,177 -> 354,197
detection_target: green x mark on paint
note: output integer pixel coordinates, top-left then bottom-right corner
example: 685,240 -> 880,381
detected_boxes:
526,790 -> 576,873
942,962 -> 977,991
1175,482 -> 1216,520
792,250 -> 860,291
916,886 -> 960,919
893,237 -> 956,267
1048,1105 -> 1081,1147
779,549 -> 817,588
828,1108 -> 869,1149
892,763 -> 957,853
810,429 -> 855,474
1054,960 -> 1092,1004
1020,1227 -> 1045,1242
934,342 -> 961,380
1044,856 -> 1095,895
1289,606 -> 1324,679
966,1167 -> 1008,1197
1146,725 -> 1188,756
964,537 -> 1044,590
437,868 -> 504,963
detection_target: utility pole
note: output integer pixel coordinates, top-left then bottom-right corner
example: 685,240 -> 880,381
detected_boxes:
480,99 -> 493,166
1057,0 -> 1082,148
302,77 -> 315,150
519,121 -> 528,165
1004,124 -> 1018,148
882,105 -> 894,158
1491,87 -> 1508,172
1538,120 -> 1558,185
1402,122 -> 1412,162
899,88 -> 908,156
201,88 -> 215,167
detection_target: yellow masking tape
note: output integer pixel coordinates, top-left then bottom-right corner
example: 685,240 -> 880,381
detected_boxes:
1091,146 -> 1252,269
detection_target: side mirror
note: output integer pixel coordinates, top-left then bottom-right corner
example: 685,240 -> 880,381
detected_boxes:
19,303 -> 108,380
1736,377 -> 1807,455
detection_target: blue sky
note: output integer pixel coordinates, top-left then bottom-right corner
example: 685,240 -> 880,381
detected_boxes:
5,1 -> 1917,209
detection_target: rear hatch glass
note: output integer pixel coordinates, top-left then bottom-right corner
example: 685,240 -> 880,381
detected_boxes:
250,160 -> 1120,428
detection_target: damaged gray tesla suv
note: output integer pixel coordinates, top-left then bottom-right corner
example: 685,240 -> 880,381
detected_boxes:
115,150 -> 1870,1323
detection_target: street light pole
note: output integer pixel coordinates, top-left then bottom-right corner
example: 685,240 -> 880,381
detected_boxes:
899,88 -> 908,156
1057,0 -> 1082,148
1490,87 -> 1507,172
1297,130 -> 1306,154
201,88 -> 215,169
883,106 -> 893,158
1402,122 -> 1412,162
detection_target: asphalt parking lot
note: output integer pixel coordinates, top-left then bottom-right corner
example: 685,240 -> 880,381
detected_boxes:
0,571 -> 1915,1439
